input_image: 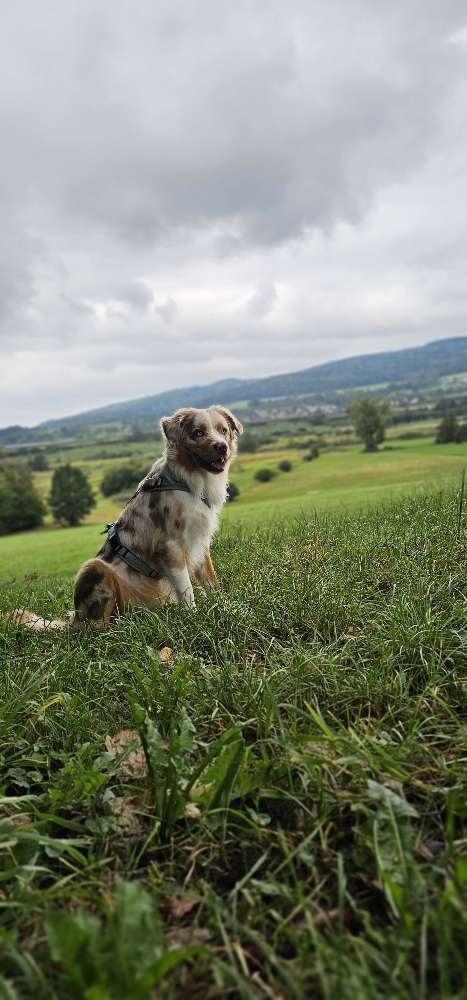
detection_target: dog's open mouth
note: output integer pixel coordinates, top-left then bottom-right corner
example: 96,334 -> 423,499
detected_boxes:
199,455 -> 228,474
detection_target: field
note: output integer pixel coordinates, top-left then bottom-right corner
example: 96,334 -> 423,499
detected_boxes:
0,488 -> 466,997
1,425 -> 467,580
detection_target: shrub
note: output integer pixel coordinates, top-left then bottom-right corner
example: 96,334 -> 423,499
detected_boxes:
49,465 -> 96,526
29,452 -> 49,471
254,468 -> 275,483
278,460 -> 292,473
101,463 -> 147,497
0,463 -> 46,535
303,444 -> 320,461
238,431 -> 259,453
226,482 -> 240,502
435,413 -> 467,444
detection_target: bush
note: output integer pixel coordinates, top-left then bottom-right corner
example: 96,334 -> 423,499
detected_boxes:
29,452 -> 49,471
0,463 -> 46,535
226,482 -> 240,502
303,444 -> 320,461
101,463 -> 147,497
278,460 -> 292,473
436,413 -> 459,444
49,465 -> 96,526
254,468 -> 275,483
238,431 -> 259,453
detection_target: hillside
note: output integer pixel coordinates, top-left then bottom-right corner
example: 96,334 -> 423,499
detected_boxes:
1,336 -> 467,443
0,489 -> 465,996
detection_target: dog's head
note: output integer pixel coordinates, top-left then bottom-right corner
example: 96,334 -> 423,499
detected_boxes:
160,405 -> 243,475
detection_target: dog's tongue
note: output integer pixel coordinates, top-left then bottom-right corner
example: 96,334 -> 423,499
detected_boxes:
211,459 -> 226,471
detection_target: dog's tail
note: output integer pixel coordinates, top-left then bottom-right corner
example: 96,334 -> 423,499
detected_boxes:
2,608 -> 70,631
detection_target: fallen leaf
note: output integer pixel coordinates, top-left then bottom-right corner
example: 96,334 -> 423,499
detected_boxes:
9,813 -> 30,827
165,893 -> 201,921
189,782 -> 213,800
311,907 -> 340,928
108,795 -> 141,833
184,802 -> 201,819
105,730 -> 147,779
158,646 -> 174,663
166,926 -> 211,950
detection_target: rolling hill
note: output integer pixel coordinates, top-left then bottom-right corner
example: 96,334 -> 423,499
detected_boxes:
1,336 -> 467,444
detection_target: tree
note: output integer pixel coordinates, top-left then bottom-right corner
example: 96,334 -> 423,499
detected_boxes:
29,452 -> 49,471
49,465 -> 96,526
226,482 -> 240,502
254,468 -> 275,483
278,460 -> 292,472
238,431 -> 259,453
347,397 -> 390,452
436,412 -> 459,444
0,462 -> 46,535
101,462 -> 147,497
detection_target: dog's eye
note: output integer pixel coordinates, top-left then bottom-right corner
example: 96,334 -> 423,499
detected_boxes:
192,429 -> 204,440
221,427 -> 228,435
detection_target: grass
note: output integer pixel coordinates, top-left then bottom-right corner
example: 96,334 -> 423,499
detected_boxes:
2,435 -> 466,580
0,487 -> 466,997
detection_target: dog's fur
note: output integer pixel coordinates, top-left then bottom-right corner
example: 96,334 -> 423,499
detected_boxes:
70,405 -> 242,625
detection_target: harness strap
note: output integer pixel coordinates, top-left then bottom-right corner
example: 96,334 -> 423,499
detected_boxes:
106,523 -> 161,579
141,473 -> 191,494
141,472 -> 210,506
102,470 -> 211,579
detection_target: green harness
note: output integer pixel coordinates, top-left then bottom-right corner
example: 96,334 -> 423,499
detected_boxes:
103,472 -> 207,580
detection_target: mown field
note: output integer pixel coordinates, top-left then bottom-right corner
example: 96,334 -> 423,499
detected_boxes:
0,488 -> 466,998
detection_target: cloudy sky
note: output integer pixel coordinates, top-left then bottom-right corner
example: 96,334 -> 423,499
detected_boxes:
1,1 -> 467,426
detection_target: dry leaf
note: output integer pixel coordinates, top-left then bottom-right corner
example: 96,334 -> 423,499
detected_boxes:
105,730 -> 147,779
189,782 -> 212,800
158,646 -> 174,663
165,893 -> 201,921
109,795 -> 141,833
184,802 -> 201,819
9,813 -> 30,827
166,926 -> 211,950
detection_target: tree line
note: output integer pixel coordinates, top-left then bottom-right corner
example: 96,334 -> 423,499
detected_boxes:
1,402 -> 466,535
0,462 -> 95,535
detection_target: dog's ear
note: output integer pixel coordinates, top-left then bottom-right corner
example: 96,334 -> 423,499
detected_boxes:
213,406 -> 243,435
160,409 -> 196,445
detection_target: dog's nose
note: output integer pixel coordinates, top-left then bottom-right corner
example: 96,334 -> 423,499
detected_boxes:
214,441 -> 228,456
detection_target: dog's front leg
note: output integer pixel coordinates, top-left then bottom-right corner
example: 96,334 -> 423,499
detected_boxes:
162,546 -> 195,607
194,551 -> 219,591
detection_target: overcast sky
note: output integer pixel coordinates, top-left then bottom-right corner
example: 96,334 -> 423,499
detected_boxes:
1,1 -> 467,426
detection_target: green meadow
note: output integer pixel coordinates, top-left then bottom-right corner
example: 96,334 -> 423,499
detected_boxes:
1,420 -> 467,997
0,488 -> 466,997
1,431 -> 466,580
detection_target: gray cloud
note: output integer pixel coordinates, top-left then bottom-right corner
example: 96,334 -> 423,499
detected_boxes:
245,284 -> 278,318
0,1 -> 467,424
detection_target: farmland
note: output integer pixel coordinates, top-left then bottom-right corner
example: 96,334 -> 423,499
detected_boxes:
1,418 -> 466,579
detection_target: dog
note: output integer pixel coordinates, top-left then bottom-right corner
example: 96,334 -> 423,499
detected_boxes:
69,405 -> 243,625
8,406 -> 242,631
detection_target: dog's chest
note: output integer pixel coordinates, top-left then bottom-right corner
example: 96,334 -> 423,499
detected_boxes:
182,498 -> 219,569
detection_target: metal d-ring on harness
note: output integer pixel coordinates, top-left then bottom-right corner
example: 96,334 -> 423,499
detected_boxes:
103,472 -> 208,580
